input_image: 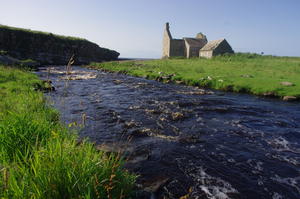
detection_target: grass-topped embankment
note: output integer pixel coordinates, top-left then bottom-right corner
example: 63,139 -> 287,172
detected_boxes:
0,24 -> 86,41
0,65 -> 135,198
0,25 -> 120,65
91,53 -> 300,100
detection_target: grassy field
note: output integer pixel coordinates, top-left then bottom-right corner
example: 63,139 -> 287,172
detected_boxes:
91,53 -> 300,100
0,66 -> 135,198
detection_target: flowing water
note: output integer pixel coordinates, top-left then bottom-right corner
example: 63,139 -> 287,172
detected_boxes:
37,66 -> 300,199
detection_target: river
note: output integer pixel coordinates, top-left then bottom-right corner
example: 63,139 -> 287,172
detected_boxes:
37,66 -> 300,199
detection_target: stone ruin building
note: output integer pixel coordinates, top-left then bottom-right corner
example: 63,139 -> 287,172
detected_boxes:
162,22 -> 234,58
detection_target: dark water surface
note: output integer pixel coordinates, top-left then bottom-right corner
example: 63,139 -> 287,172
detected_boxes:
37,66 -> 300,199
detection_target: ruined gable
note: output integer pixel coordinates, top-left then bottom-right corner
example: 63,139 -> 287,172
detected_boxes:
162,23 -> 185,58
162,23 -> 172,58
199,39 -> 234,58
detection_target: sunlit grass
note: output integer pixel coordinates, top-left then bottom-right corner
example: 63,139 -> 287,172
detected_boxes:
92,53 -> 300,98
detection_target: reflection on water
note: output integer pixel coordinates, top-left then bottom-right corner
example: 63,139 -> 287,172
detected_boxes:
37,66 -> 300,199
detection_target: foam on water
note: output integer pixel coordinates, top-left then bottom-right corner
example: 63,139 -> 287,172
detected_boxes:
247,159 -> 264,174
196,167 -> 238,199
272,192 -> 284,199
177,160 -> 239,199
267,136 -> 300,153
268,153 -> 300,166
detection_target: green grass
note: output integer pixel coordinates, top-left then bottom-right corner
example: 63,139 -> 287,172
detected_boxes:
0,65 -> 135,198
0,24 -> 86,41
91,53 -> 300,99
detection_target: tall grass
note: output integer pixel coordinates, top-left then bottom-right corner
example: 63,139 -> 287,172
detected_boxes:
91,53 -> 300,98
0,65 -> 135,198
1,137 -> 135,198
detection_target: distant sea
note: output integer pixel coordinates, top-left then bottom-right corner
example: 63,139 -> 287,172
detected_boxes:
118,57 -> 156,61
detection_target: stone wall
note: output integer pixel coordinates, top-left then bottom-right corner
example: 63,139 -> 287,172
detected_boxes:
170,39 -> 185,57
199,51 -> 213,58
189,47 -> 202,57
0,25 -> 120,65
162,24 -> 171,58
162,23 -> 185,58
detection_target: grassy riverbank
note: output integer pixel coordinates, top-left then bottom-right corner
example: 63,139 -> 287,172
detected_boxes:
0,65 -> 135,198
91,53 -> 300,100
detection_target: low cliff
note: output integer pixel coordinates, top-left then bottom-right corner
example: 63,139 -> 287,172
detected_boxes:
0,25 -> 119,65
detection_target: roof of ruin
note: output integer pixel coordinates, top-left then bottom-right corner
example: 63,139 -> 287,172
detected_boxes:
200,38 -> 225,51
184,38 -> 207,48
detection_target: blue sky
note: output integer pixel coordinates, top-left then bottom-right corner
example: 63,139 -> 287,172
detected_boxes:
1,0 -> 299,58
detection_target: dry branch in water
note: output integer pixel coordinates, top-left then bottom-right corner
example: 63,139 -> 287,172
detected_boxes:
66,54 -> 75,76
